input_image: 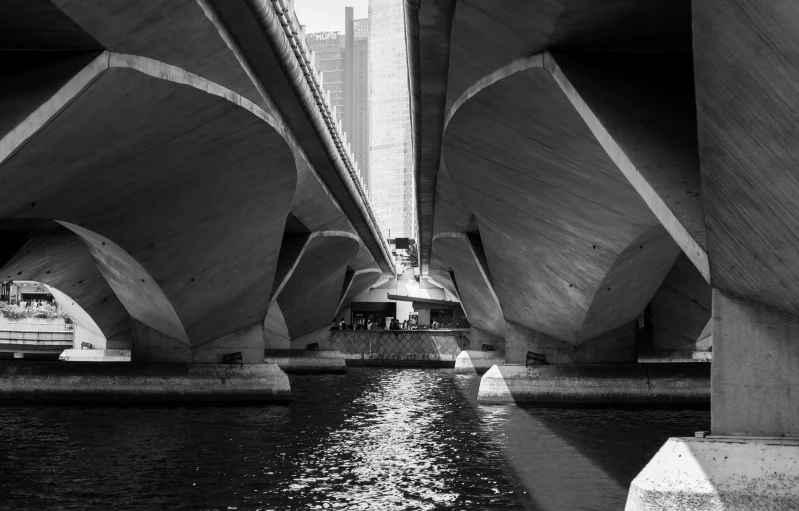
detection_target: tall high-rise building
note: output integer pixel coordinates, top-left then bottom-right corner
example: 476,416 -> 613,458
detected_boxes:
368,0 -> 415,240
352,17 -> 370,192
305,10 -> 370,193
304,30 -> 345,125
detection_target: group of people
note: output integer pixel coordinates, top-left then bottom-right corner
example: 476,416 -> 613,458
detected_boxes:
12,298 -> 52,309
331,318 -> 374,331
430,319 -> 454,329
330,316 -> 418,331
386,318 -> 408,330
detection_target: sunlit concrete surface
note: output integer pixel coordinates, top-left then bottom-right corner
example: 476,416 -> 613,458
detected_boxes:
637,351 -> 712,364
646,254 -> 712,353
627,437 -> 799,511
477,364 -> 709,405
0,361 -> 291,403
453,350 -> 504,374
264,349 -> 347,374
59,349 -> 131,362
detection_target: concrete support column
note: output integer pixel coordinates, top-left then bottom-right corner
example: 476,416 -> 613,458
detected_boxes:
453,326 -> 506,374
505,320 -> 637,365
263,325 -> 347,374
131,320 -> 191,363
468,326 -> 504,352
0,360 -> 291,403
710,289 -> 799,436
626,288 -> 799,509
479,320 -> 707,404
191,323 -> 266,364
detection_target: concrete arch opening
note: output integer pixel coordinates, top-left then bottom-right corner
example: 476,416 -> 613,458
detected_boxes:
1,52 -> 301,364
0,279 -> 105,361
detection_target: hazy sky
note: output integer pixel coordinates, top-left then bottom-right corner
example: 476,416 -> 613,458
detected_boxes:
294,0 -> 369,34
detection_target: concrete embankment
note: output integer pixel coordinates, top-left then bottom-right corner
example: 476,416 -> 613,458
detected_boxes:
0,361 -> 291,404
637,351 -> 712,363
59,349 -> 131,362
264,349 -> 347,374
454,350 -> 506,374
478,364 -> 709,405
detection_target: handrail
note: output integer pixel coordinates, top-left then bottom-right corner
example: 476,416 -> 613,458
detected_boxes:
331,328 -> 469,333
252,0 -> 395,276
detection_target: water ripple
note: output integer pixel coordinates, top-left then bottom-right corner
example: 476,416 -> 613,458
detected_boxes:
0,368 -> 706,510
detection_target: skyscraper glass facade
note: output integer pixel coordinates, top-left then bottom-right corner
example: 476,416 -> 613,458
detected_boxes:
305,31 -> 345,124
368,0 -> 415,240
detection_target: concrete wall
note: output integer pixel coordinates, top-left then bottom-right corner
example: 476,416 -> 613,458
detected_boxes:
264,303 -> 291,350
712,289 -> 799,437
430,233 -> 505,339
506,321 -> 637,365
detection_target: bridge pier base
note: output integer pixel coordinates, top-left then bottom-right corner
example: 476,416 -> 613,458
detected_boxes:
0,361 -> 291,404
626,289 -> 799,509
264,349 -> 347,374
476,364 -> 709,405
453,350 -> 505,374
626,437 -> 799,510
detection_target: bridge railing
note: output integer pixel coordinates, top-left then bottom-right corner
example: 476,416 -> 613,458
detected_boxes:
272,1 -> 377,221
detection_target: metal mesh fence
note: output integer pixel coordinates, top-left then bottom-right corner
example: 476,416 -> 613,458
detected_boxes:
331,330 -> 470,360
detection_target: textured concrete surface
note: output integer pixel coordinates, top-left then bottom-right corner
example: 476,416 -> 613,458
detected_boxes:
0,361 -> 291,403
467,326 -> 504,353
453,350 -> 505,374
0,54 -> 296,361
272,232 -> 361,341
444,63 -> 679,352
407,0 -> 706,375
46,285 -> 107,349
505,321 -> 637,365
694,0 -> 799,317
477,364 -> 709,405
404,0 -> 456,276
549,51 -> 708,279
430,233 -> 505,340
334,268 -> 383,319
649,253 -> 712,351
191,323 -> 266,364
44,0 -> 392,275
626,437 -> 799,511
59,349 -> 130,362
637,351 -> 712,364
264,350 -> 346,374
264,303 -> 291,350
712,289 -> 799,437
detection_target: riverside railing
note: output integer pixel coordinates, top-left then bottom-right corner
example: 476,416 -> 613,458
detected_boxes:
330,329 -> 470,361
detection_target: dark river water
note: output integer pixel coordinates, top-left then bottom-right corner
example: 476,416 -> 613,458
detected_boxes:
0,368 -> 708,510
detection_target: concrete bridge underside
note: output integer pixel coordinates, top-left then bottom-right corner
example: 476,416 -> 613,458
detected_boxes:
406,0 -> 799,507
0,0 -> 390,398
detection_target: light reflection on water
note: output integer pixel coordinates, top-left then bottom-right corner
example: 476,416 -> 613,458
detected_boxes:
0,368 -> 707,510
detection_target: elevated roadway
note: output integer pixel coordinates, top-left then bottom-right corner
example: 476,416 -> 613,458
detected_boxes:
0,0 -> 393,398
